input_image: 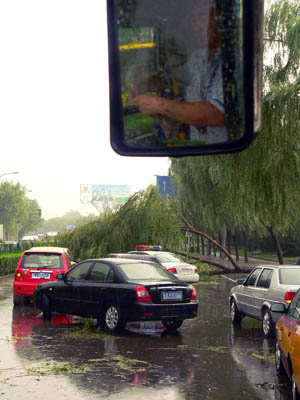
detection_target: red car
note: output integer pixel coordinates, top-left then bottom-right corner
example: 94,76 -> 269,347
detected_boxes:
13,247 -> 75,305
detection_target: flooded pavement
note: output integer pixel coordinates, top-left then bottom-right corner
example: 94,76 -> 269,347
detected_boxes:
0,275 -> 293,400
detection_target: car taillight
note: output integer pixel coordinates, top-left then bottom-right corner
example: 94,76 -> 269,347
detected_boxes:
284,291 -> 296,303
168,268 -> 177,273
136,286 -> 151,302
15,271 -> 24,281
194,267 -> 198,273
190,285 -> 197,301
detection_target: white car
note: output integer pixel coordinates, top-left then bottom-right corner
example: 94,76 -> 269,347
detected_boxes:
127,251 -> 199,283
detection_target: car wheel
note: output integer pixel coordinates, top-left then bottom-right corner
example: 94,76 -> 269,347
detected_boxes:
162,320 -> 183,331
292,372 -> 300,400
42,294 -> 52,322
262,309 -> 274,338
13,294 -> 21,306
103,305 -> 125,333
230,299 -> 243,324
275,341 -> 285,375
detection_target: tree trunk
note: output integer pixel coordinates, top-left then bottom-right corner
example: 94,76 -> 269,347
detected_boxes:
243,226 -> 249,263
196,236 -> 200,255
227,230 -> 232,254
233,228 -> 239,261
201,237 -> 205,255
220,228 -> 227,260
268,227 -> 285,265
207,240 -> 211,256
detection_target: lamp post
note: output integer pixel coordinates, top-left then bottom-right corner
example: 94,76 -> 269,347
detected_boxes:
0,171 -> 19,180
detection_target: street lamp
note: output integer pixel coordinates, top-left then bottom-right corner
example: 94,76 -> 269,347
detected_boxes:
0,171 -> 19,180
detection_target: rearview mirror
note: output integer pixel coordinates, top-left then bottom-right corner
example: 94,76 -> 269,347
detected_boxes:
107,0 -> 263,156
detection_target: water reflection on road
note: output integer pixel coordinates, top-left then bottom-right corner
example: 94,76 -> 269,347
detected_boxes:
0,276 -> 293,399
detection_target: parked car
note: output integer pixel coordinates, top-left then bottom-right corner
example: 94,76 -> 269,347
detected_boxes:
127,250 -> 199,283
34,258 -> 198,333
271,289 -> 300,400
229,265 -> 300,337
13,246 -> 75,305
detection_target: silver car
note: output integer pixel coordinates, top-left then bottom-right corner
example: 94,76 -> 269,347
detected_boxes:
127,251 -> 200,284
229,265 -> 300,337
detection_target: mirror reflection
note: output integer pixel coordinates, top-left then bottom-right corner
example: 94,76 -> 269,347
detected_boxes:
117,0 -> 244,149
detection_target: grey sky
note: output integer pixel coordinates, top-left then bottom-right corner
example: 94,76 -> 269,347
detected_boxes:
0,1 -> 169,219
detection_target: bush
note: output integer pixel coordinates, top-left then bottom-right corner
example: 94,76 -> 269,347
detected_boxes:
0,257 -> 19,277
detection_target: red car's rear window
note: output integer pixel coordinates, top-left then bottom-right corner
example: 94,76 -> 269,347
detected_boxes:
20,253 -> 63,269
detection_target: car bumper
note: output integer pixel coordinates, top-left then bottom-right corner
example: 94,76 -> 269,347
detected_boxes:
13,282 -> 37,297
125,301 -> 198,322
176,274 -> 199,283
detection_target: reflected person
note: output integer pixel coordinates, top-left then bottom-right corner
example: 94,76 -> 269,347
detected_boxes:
132,0 -> 226,144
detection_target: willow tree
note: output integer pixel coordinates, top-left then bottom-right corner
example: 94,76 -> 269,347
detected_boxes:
59,186 -> 182,259
171,0 -> 300,265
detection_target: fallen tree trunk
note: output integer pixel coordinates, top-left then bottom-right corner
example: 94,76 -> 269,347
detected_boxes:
179,214 -> 255,275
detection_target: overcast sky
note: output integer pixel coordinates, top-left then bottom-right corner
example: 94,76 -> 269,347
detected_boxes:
0,1 -> 169,219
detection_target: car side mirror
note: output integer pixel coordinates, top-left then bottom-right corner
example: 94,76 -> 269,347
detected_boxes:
107,0 -> 263,156
235,278 -> 244,285
270,303 -> 287,313
56,273 -> 65,280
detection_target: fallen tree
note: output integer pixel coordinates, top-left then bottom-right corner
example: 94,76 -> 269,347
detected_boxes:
179,214 -> 258,275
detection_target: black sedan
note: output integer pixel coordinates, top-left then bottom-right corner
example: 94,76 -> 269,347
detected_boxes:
34,258 -> 198,333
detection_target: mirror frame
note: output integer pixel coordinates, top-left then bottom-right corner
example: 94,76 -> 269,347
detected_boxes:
107,0 -> 264,156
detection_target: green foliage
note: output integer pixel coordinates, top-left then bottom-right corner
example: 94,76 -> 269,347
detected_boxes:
0,257 -> 19,276
58,186 -> 182,259
42,211 -> 97,234
0,252 -> 22,259
18,198 -> 43,239
196,263 -> 218,282
171,0 -> 300,245
0,181 -> 42,239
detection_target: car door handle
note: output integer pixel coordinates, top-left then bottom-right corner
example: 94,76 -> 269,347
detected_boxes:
288,331 -> 291,337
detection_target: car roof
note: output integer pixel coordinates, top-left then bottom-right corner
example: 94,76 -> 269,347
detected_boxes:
107,253 -> 156,261
90,257 -> 156,265
26,247 -> 69,254
253,264 -> 298,269
128,251 -> 166,256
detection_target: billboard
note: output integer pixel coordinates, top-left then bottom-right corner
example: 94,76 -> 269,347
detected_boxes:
80,184 -> 131,208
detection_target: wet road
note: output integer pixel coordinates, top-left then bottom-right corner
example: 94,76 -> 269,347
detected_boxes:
0,275 -> 293,400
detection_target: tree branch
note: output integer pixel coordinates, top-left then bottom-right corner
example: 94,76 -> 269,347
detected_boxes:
179,213 -> 243,272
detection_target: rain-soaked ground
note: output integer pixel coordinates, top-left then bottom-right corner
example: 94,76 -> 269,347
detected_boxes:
0,275 -> 293,400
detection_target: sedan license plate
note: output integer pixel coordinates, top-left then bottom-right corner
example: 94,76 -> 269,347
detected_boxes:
180,268 -> 192,275
162,291 -> 182,301
32,272 -> 51,279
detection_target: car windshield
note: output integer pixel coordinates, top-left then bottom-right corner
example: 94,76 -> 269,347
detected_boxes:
279,268 -> 300,285
118,262 -> 177,281
21,253 -> 62,269
155,253 -> 182,263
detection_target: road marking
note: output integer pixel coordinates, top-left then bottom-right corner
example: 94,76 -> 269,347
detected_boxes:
221,275 -> 237,283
